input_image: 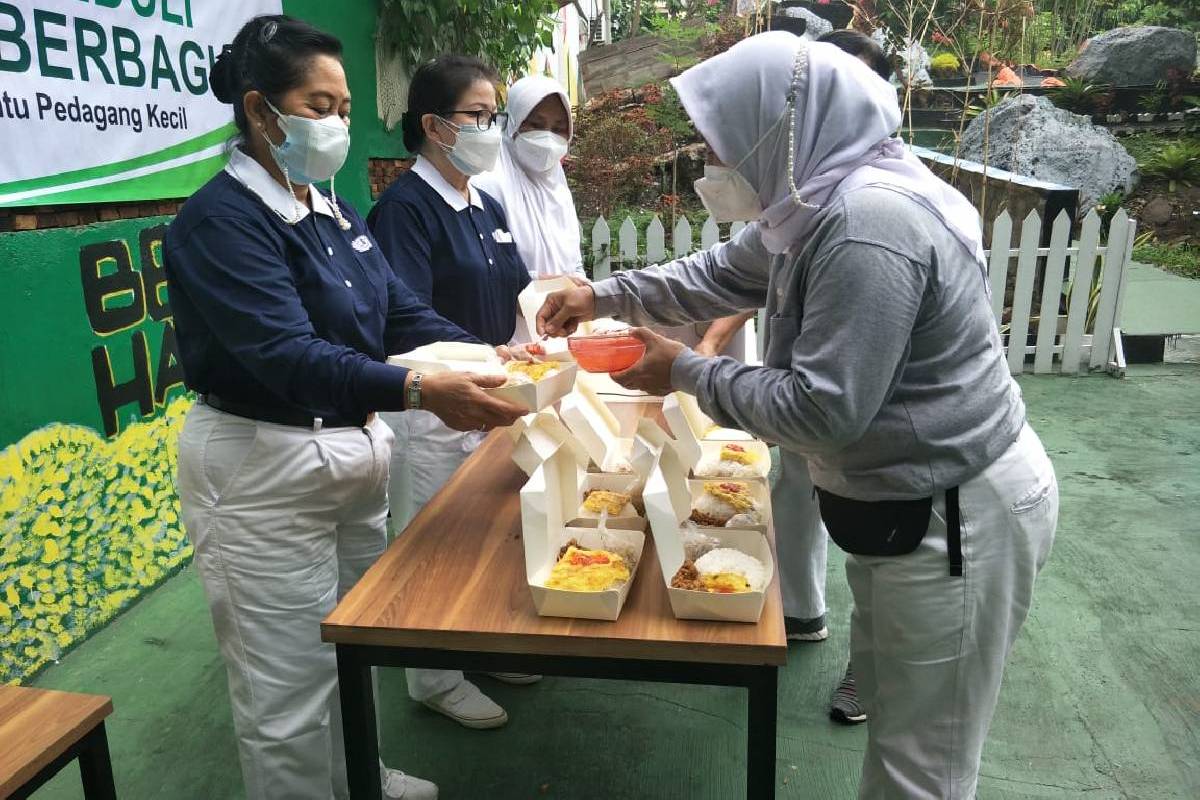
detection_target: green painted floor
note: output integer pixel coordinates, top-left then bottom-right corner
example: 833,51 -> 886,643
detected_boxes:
27,367 -> 1200,799
1122,262 -> 1200,336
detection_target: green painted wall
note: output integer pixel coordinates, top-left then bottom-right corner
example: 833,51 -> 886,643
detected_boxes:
0,0 -> 399,448
0,218 -> 185,445
289,0 -> 407,212
0,0 -> 401,683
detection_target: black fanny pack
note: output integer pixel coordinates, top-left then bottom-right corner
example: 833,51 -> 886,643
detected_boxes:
815,486 -> 963,576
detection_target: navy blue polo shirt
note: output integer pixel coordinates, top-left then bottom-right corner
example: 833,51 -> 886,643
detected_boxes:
164,148 -> 477,422
367,156 -> 531,346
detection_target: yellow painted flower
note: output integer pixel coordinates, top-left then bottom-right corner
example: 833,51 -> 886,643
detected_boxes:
31,513 -> 61,538
1,395 -> 195,683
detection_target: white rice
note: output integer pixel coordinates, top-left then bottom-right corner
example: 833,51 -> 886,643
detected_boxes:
695,457 -> 764,479
692,492 -> 763,526
726,511 -> 762,528
503,372 -> 534,386
695,548 -> 767,592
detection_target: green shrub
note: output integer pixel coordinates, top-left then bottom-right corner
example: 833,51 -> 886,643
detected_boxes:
1134,241 -> 1200,280
1142,141 -> 1200,192
644,83 -> 698,147
1048,78 -> 1107,115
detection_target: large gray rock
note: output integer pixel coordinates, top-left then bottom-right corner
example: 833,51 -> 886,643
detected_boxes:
1067,26 -> 1196,86
780,7 -> 833,41
960,94 -> 1138,210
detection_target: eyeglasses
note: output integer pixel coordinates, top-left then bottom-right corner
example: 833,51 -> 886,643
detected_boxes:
440,109 -> 508,131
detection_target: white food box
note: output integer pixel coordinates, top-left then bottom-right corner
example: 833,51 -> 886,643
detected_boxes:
521,444 -> 645,621
684,477 -> 771,533
559,378 -> 636,474
572,472 -> 647,529
576,369 -> 651,402
518,278 -> 651,401
664,391 -> 756,442
643,442 -> 774,623
387,341 -> 577,413
663,391 -> 759,470
510,408 -> 590,477
517,278 -> 622,354
629,417 -> 672,483
518,277 -> 577,358
692,439 -> 772,481
525,431 -> 644,528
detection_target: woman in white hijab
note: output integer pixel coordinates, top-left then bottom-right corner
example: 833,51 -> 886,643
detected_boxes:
537,32 -> 1058,799
474,75 -> 584,280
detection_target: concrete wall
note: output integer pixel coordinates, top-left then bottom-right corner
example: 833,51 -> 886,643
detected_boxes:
0,0 -> 404,684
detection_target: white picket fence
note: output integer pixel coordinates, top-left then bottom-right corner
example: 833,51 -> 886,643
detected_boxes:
585,207 -> 1136,376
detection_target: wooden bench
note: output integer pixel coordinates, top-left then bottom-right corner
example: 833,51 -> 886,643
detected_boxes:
0,685 -> 116,799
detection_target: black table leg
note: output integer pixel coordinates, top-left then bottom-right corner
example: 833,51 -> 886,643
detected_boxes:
337,645 -> 382,800
77,722 -> 117,800
746,666 -> 778,800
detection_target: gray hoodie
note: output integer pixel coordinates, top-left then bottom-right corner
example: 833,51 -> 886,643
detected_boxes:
592,184 -> 1026,501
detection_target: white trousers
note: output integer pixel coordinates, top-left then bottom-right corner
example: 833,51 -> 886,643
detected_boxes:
773,449 -> 829,621
177,403 -> 395,800
847,424 -> 1057,799
380,409 -> 484,701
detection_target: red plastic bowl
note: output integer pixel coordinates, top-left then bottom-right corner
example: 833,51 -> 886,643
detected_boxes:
567,333 -> 646,373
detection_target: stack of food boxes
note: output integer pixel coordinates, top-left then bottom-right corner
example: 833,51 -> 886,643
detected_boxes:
391,276 -> 775,624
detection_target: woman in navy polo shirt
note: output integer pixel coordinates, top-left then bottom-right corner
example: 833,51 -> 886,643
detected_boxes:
367,56 -> 536,731
164,17 -> 525,800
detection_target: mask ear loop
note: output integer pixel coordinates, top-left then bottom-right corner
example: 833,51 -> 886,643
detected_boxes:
256,125 -> 306,226
432,115 -> 462,156
253,98 -> 305,224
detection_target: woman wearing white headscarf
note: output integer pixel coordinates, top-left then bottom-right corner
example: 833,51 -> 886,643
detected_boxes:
476,75 -> 755,355
537,32 -> 1057,799
474,75 -> 584,281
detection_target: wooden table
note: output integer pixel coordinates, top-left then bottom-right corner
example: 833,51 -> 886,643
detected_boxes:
0,685 -> 116,800
323,405 -> 787,799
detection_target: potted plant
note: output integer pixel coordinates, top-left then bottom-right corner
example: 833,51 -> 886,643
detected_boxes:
930,52 -> 967,85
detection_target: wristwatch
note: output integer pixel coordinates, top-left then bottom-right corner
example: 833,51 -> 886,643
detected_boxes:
406,372 -> 422,410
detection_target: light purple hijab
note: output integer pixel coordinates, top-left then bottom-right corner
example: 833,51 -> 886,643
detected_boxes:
671,32 -> 985,265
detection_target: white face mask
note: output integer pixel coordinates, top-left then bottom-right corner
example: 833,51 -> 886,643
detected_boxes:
693,103 -> 795,223
513,130 -> 569,174
436,116 -> 502,176
694,164 -> 763,223
263,99 -> 349,185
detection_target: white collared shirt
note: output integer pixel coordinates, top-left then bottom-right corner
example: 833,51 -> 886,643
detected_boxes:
223,146 -> 336,222
410,155 -> 484,212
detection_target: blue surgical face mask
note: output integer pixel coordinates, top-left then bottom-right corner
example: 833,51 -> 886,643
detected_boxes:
436,116 -> 502,176
263,98 -> 350,185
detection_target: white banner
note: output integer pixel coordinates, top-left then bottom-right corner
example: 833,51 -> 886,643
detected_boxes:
0,0 -> 281,206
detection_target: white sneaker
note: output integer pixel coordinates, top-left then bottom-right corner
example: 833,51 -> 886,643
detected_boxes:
422,679 -> 508,729
486,672 -> 543,685
381,766 -> 438,799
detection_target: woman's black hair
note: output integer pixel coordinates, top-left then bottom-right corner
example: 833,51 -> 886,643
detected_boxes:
400,55 -> 499,153
818,30 -> 893,81
210,15 -> 343,139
